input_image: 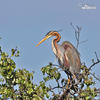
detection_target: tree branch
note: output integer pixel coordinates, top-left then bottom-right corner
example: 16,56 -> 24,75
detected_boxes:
70,23 -> 81,49
89,52 -> 100,71
90,72 -> 100,82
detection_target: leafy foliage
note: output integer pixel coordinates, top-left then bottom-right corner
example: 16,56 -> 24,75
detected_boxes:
0,47 -> 99,100
0,47 -> 49,100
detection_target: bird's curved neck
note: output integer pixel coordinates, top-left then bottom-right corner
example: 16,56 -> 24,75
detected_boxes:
52,32 -> 61,54
54,33 -> 61,43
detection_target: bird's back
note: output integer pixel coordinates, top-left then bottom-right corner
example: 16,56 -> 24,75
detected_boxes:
61,41 -> 81,74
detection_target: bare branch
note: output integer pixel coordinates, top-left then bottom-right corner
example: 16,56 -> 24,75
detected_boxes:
70,23 -> 81,49
58,89 -> 70,100
95,51 -> 99,61
88,60 -> 100,71
79,39 -> 88,44
50,86 -> 63,90
96,88 -> 100,94
90,72 -> 100,82
88,52 -> 100,71
49,62 -> 59,67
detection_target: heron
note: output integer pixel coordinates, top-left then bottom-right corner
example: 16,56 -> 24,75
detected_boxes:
36,31 -> 81,86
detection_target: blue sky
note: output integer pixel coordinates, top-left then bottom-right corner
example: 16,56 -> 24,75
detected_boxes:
0,0 -> 100,87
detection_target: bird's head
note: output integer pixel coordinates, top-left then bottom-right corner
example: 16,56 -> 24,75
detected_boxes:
36,31 -> 59,47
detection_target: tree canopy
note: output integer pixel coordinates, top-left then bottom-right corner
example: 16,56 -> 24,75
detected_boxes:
0,46 -> 100,100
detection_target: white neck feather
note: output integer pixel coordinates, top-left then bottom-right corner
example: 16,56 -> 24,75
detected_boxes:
51,39 -> 57,55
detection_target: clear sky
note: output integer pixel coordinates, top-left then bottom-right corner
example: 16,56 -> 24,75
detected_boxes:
0,0 -> 100,87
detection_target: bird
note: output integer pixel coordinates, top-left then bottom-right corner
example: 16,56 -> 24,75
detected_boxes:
36,31 -> 81,84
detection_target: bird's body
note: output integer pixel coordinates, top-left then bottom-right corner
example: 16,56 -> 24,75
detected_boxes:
36,31 -> 81,77
52,40 -> 80,76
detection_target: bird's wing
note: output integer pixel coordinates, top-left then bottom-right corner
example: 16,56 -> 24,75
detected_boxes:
63,51 -> 70,68
64,46 -> 81,73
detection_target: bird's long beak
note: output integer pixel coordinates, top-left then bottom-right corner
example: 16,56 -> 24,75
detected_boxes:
36,35 -> 51,47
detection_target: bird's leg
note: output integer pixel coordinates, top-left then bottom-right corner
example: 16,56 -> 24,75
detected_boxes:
72,74 -> 79,84
66,74 -> 75,89
71,74 -> 79,92
66,78 -> 70,89
71,74 -> 76,85
73,74 -> 76,79
72,74 -> 76,82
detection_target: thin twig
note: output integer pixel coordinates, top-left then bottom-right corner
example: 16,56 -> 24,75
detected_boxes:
58,89 -> 70,100
96,88 -> 100,94
49,62 -> 59,67
88,52 -> 100,71
70,23 -> 81,49
79,39 -> 88,44
90,72 -> 100,82
95,51 -> 99,61
50,86 -> 63,90
88,60 -> 100,71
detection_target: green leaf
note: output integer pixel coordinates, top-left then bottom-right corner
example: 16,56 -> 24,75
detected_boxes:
33,95 -> 42,100
55,73 -> 61,81
46,93 -> 49,98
